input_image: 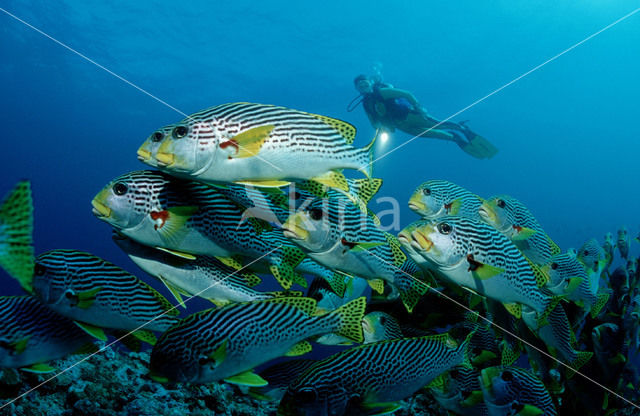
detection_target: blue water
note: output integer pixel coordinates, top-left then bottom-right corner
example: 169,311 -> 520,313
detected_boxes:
1,0 -> 639,328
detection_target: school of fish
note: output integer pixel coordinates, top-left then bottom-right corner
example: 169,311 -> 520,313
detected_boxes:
1,102 -> 639,415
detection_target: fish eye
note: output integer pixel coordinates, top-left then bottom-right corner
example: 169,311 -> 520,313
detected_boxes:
292,192 -> 301,200
152,131 -> 164,142
379,316 -> 387,325
34,263 -> 46,276
65,291 -> 74,299
172,125 -> 188,139
501,370 -> 513,381
308,208 -> 323,221
496,199 -> 506,208
113,182 -> 128,196
198,356 -> 211,366
298,388 -> 317,403
551,263 -> 558,270
437,222 -> 452,234
583,250 -> 589,256
450,369 -> 459,379
422,188 -> 431,196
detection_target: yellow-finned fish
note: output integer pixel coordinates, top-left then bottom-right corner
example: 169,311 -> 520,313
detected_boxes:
141,102 -> 375,191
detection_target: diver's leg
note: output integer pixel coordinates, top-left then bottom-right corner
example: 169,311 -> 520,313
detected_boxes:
398,113 -> 458,141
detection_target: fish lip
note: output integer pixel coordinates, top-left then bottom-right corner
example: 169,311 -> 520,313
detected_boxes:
155,152 -> 175,167
111,230 -> 127,241
91,199 -> 112,218
411,229 -> 433,252
282,228 -> 302,240
477,203 -> 495,223
361,317 -> 372,334
137,148 -> 152,161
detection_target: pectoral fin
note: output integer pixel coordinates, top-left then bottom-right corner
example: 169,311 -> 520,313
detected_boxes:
512,225 -> 537,240
444,199 -> 462,215
210,339 -> 228,366
10,337 -> 30,354
234,180 -> 291,188
467,254 -> 504,279
76,287 -> 102,309
226,125 -> 273,158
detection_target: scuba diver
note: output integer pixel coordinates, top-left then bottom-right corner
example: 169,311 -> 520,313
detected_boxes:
349,74 -> 498,159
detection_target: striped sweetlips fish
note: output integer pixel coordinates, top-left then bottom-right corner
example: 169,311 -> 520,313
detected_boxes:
479,195 -> 560,266
521,303 -> 593,377
149,296 -> 366,385
429,366 -> 488,416
0,181 -> 34,293
575,238 -> 607,275
617,226 -> 630,260
91,170 -> 306,289
112,232 -> 291,308
277,331 -> 473,416
141,102 -> 376,191
0,296 -> 96,373
136,124 -> 174,167
398,216 -> 554,321
408,179 -> 484,221
282,195 -> 429,313
602,232 -> 615,271
542,251 -> 609,319
32,249 -> 179,344
480,366 -> 558,416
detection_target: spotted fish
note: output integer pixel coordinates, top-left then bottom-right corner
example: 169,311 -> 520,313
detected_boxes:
521,303 -> 593,377
251,359 -> 318,401
408,179 -> 483,220
149,297 -> 366,384
278,332 -> 472,416
399,216 -> 554,321
143,102 -> 376,191
617,226 -> 630,260
91,170 -> 306,290
430,366 -> 488,416
479,195 -> 560,265
575,238 -> 607,275
283,196 -> 429,312
602,232 -> 615,272
32,250 -> 179,344
542,252 -> 609,318
0,181 -> 34,293
480,366 -> 557,416
0,296 -> 96,373
112,232 -> 289,307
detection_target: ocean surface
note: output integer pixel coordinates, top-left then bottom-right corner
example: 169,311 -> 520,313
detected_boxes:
1,1 -> 639,414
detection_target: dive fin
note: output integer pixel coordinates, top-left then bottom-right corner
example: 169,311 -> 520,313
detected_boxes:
74,321 -> 107,341
224,370 -> 268,387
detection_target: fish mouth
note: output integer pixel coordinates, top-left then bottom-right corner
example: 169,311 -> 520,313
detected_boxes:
282,216 -> 309,241
137,148 -> 152,161
155,152 -> 175,167
361,316 -> 373,334
411,229 -> 433,252
91,199 -> 112,218
480,368 -> 498,391
478,202 -> 496,223
397,230 -> 412,245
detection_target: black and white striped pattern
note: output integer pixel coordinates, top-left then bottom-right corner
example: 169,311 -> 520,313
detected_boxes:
280,333 -> 467,414
0,296 -> 93,368
481,366 -> 557,416
33,250 -> 178,332
409,180 -> 483,220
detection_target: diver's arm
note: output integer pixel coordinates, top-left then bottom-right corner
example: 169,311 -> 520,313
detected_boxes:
377,87 -> 421,108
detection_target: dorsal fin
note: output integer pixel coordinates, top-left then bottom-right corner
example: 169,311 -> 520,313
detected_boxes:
308,114 -> 356,144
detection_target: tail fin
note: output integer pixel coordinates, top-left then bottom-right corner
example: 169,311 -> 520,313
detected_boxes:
358,132 -> 377,179
590,292 -> 610,318
0,181 -> 34,293
325,297 -> 366,343
566,351 -> 593,379
395,273 -> 429,313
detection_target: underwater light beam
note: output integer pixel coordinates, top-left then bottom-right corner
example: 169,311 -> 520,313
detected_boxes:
369,5 -> 640,166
